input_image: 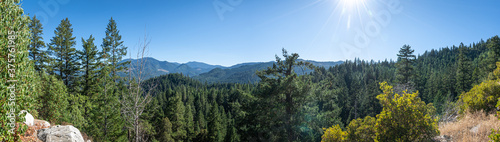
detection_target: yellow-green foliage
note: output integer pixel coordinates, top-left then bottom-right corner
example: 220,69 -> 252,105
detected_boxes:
490,129 -> 500,142
460,62 -> 500,114
321,124 -> 346,142
491,62 -> 500,80
374,82 -> 439,142
346,116 -> 376,142
458,80 -> 500,113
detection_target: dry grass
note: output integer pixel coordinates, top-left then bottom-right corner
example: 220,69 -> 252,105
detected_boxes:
439,111 -> 500,142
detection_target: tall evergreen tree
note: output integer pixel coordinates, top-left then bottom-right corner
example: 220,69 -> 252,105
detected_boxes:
28,15 -> 47,72
456,43 -> 472,93
185,105 -> 195,141
168,92 -> 187,141
208,101 -> 222,142
224,117 -> 240,142
195,104 -> 206,133
79,35 -> 102,138
47,18 -> 79,93
488,35 -> 500,60
80,35 -> 100,97
102,17 -> 129,81
482,36 -> 500,74
396,44 -> 416,91
91,50 -> 127,141
251,48 -> 314,141
161,117 -> 175,142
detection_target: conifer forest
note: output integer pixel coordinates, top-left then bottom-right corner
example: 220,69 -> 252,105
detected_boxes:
2,0 -> 500,141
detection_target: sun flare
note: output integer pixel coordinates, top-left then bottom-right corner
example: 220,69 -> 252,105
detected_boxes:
342,0 -> 365,8
335,0 -> 370,29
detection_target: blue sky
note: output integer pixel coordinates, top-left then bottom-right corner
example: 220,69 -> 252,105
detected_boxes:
21,0 -> 500,67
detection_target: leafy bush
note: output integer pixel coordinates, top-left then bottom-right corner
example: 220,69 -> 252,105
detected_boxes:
346,116 -> 376,142
0,0 -> 39,141
458,79 -> 500,113
374,82 -> 439,142
321,124 -> 346,142
460,62 -> 500,114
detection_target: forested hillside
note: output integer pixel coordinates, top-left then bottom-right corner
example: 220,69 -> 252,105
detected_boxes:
123,57 -> 226,79
125,58 -> 343,83
194,60 -> 343,84
3,0 -> 500,141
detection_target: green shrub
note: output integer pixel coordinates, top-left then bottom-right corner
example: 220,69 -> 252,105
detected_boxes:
458,79 -> 500,113
346,116 -> 376,142
374,82 -> 439,142
321,124 -> 346,142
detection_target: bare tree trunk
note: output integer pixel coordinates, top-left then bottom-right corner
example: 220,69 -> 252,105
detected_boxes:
121,32 -> 156,142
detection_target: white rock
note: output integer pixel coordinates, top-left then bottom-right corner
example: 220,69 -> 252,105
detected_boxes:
19,110 -> 34,126
38,125 -> 84,142
470,124 -> 480,134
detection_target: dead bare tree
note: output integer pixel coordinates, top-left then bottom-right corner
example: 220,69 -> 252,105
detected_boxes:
120,32 -> 156,142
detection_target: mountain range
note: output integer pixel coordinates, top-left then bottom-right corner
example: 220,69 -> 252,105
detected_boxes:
123,57 -> 343,83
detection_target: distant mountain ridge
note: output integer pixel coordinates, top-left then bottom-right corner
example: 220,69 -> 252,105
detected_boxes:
123,57 -> 343,83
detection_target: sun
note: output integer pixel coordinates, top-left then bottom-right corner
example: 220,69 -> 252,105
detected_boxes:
335,0 -> 370,29
339,0 -> 367,14
342,0 -> 365,8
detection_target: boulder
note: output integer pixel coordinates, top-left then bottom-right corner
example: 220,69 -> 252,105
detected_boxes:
37,125 -> 84,142
20,110 -> 34,126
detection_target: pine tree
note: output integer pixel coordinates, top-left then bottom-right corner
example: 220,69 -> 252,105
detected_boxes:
0,0 -> 40,141
47,18 -> 79,93
91,52 -> 127,141
168,92 -> 186,141
161,117 -> 175,142
456,43 -> 472,94
219,106 -> 228,140
488,35 -> 500,60
97,19 -> 129,140
80,35 -> 100,97
185,105 -> 195,141
28,15 -> 47,72
482,36 -> 500,75
195,104 -> 206,133
224,114 -> 240,142
208,101 -> 222,142
79,35 -> 102,138
101,17 -> 129,82
251,48 -> 314,141
396,44 -> 416,91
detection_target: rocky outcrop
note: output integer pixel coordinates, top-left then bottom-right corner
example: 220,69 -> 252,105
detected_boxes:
17,110 -> 88,142
37,125 -> 85,142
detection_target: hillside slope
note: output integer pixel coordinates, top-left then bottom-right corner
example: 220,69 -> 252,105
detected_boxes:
123,57 -> 343,83
194,60 -> 344,84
